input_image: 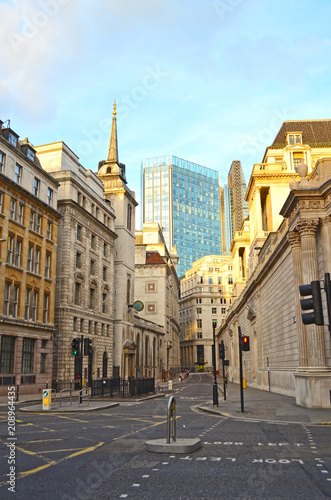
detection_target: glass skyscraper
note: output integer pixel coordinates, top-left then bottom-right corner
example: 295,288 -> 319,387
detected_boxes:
142,155 -> 222,277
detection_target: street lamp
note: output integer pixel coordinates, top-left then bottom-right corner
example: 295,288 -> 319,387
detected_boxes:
212,323 -> 218,407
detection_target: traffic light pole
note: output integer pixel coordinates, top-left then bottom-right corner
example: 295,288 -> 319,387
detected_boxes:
222,355 -> 226,401
238,326 -> 244,413
80,335 -> 84,404
212,324 -> 218,407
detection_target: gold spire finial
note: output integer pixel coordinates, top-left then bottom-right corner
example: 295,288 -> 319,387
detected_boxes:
113,99 -> 117,116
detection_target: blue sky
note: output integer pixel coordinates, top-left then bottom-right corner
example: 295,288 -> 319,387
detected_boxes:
1,0 -> 331,224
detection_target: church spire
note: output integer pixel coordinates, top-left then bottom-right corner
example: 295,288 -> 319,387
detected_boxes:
107,100 -> 119,163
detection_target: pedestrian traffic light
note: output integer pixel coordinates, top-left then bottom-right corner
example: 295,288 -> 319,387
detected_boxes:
84,337 -> 92,356
242,336 -> 250,352
299,280 -> 324,325
71,338 -> 80,356
219,342 -> 225,360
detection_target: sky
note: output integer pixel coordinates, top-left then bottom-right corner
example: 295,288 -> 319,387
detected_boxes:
1,0 -> 331,225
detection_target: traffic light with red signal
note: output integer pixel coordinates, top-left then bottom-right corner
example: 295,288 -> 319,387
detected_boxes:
242,335 -> 250,352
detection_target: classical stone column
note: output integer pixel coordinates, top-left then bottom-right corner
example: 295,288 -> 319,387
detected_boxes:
296,219 -> 326,369
287,231 -> 308,369
255,187 -> 263,232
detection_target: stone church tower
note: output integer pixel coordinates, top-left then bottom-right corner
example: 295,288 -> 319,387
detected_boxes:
97,101 -> 138,378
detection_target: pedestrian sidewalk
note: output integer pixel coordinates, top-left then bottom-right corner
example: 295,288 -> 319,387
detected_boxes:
199,380 -> 331,424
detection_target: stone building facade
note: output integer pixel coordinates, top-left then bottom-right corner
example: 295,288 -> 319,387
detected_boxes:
218,120 -> 331,408
179,255 -> 233,372
0,120 -> 60,395
135,223 -> 180,380
35,141 -> 116,387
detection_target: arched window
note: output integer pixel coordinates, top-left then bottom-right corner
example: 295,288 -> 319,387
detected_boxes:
103,352 -> 108,378
145,336 -> 149,366
106,167 -> 111,174
136,334 -> 140,366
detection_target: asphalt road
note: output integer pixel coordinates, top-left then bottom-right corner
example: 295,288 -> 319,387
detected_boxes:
0,373 -> 330,499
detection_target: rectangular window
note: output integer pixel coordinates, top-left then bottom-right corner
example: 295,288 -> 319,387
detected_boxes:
40,353 -> 46,374
76,252 -> 81,268
75,282 -> 81,305
197,332 -> 202,339
196,307 -> 202,314
89,288 -> 95,309
212,307 -> 217,314
218,277 -> 222,284
0,152 -> 5,173
221,307 -> 226,314
30,211 -> 35,230
47,221 -> 52,239
10,199 -> 16,219
33,177 -> 40,196
77,225 -> 82,241
18,204 -> 24,224
36,214 -> 41,233
25,288 -> 31,320
15,239 -> 22,267
104,243 -> 108,257
196,298 -> 202,304
22,338 -> 35,374
34,248 -> 40,274
103,267 -> 107,281
197,319 -> 202,329
32,291 -> 38,321
73,317 -> 78,331
90,260 -> 95,275
7,236 -> 14,264
80,318 -> 84,332
91,234 -> 96,249
4,282 -> 11,316
14,164 -> 22,184
89,320 -> 92,334
47,188 -> 53,206
45,253 -> 51,278
101,323 -> 104,335
208,277 -> 213,284
102,293 -> 107,313
228,276 -> 233,285
0,192 -> 3,213
43,294 -> 49,323
0,335 -> 15,374
27,245 -> 33,271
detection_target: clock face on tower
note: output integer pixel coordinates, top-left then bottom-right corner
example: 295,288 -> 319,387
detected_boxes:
132,300 -> 144,312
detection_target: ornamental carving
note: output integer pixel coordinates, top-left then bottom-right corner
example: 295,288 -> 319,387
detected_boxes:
320,215 -> 331,225
296,219 -> 319,235
287,231 -> 301,248
326,194 -> 331,208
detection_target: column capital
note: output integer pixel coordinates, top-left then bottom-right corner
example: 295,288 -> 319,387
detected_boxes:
296,219 -> 319,236
287,231 -> 301,248
320,215 -> 331,225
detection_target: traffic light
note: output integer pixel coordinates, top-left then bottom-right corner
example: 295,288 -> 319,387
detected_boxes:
84,337 -> 92,356
299,281 -> 324,325
242,336 -> 250,352
71,338 -> 80,356
219,342 -> 225,360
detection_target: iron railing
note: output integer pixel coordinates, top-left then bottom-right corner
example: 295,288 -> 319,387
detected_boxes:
91,378 -> 155,398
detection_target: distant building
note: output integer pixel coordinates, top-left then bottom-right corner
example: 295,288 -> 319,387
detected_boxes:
223,160 -> 249,254
36,141 -> 116,386
0,120 -> 60,394
142,155 -> 222,277
179,255 -> 233,372
135,223 -> 180,380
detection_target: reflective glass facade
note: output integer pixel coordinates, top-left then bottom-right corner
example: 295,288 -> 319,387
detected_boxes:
142,155 -> 222,277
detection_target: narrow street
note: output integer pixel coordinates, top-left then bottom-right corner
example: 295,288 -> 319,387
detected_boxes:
0,374 -> 330,499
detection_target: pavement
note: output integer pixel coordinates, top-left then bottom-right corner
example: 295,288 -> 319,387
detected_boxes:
199,378 -> 331,424
0,376 -> 330,423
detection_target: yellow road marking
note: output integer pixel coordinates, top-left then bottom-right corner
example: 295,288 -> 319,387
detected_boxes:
40,448 -> 86,454
0,442 -> 104,485
57,415 -> 89,423
16,446 -> 38,456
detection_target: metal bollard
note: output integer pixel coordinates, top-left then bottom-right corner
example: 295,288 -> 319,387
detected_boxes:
166,396 -> 176,443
